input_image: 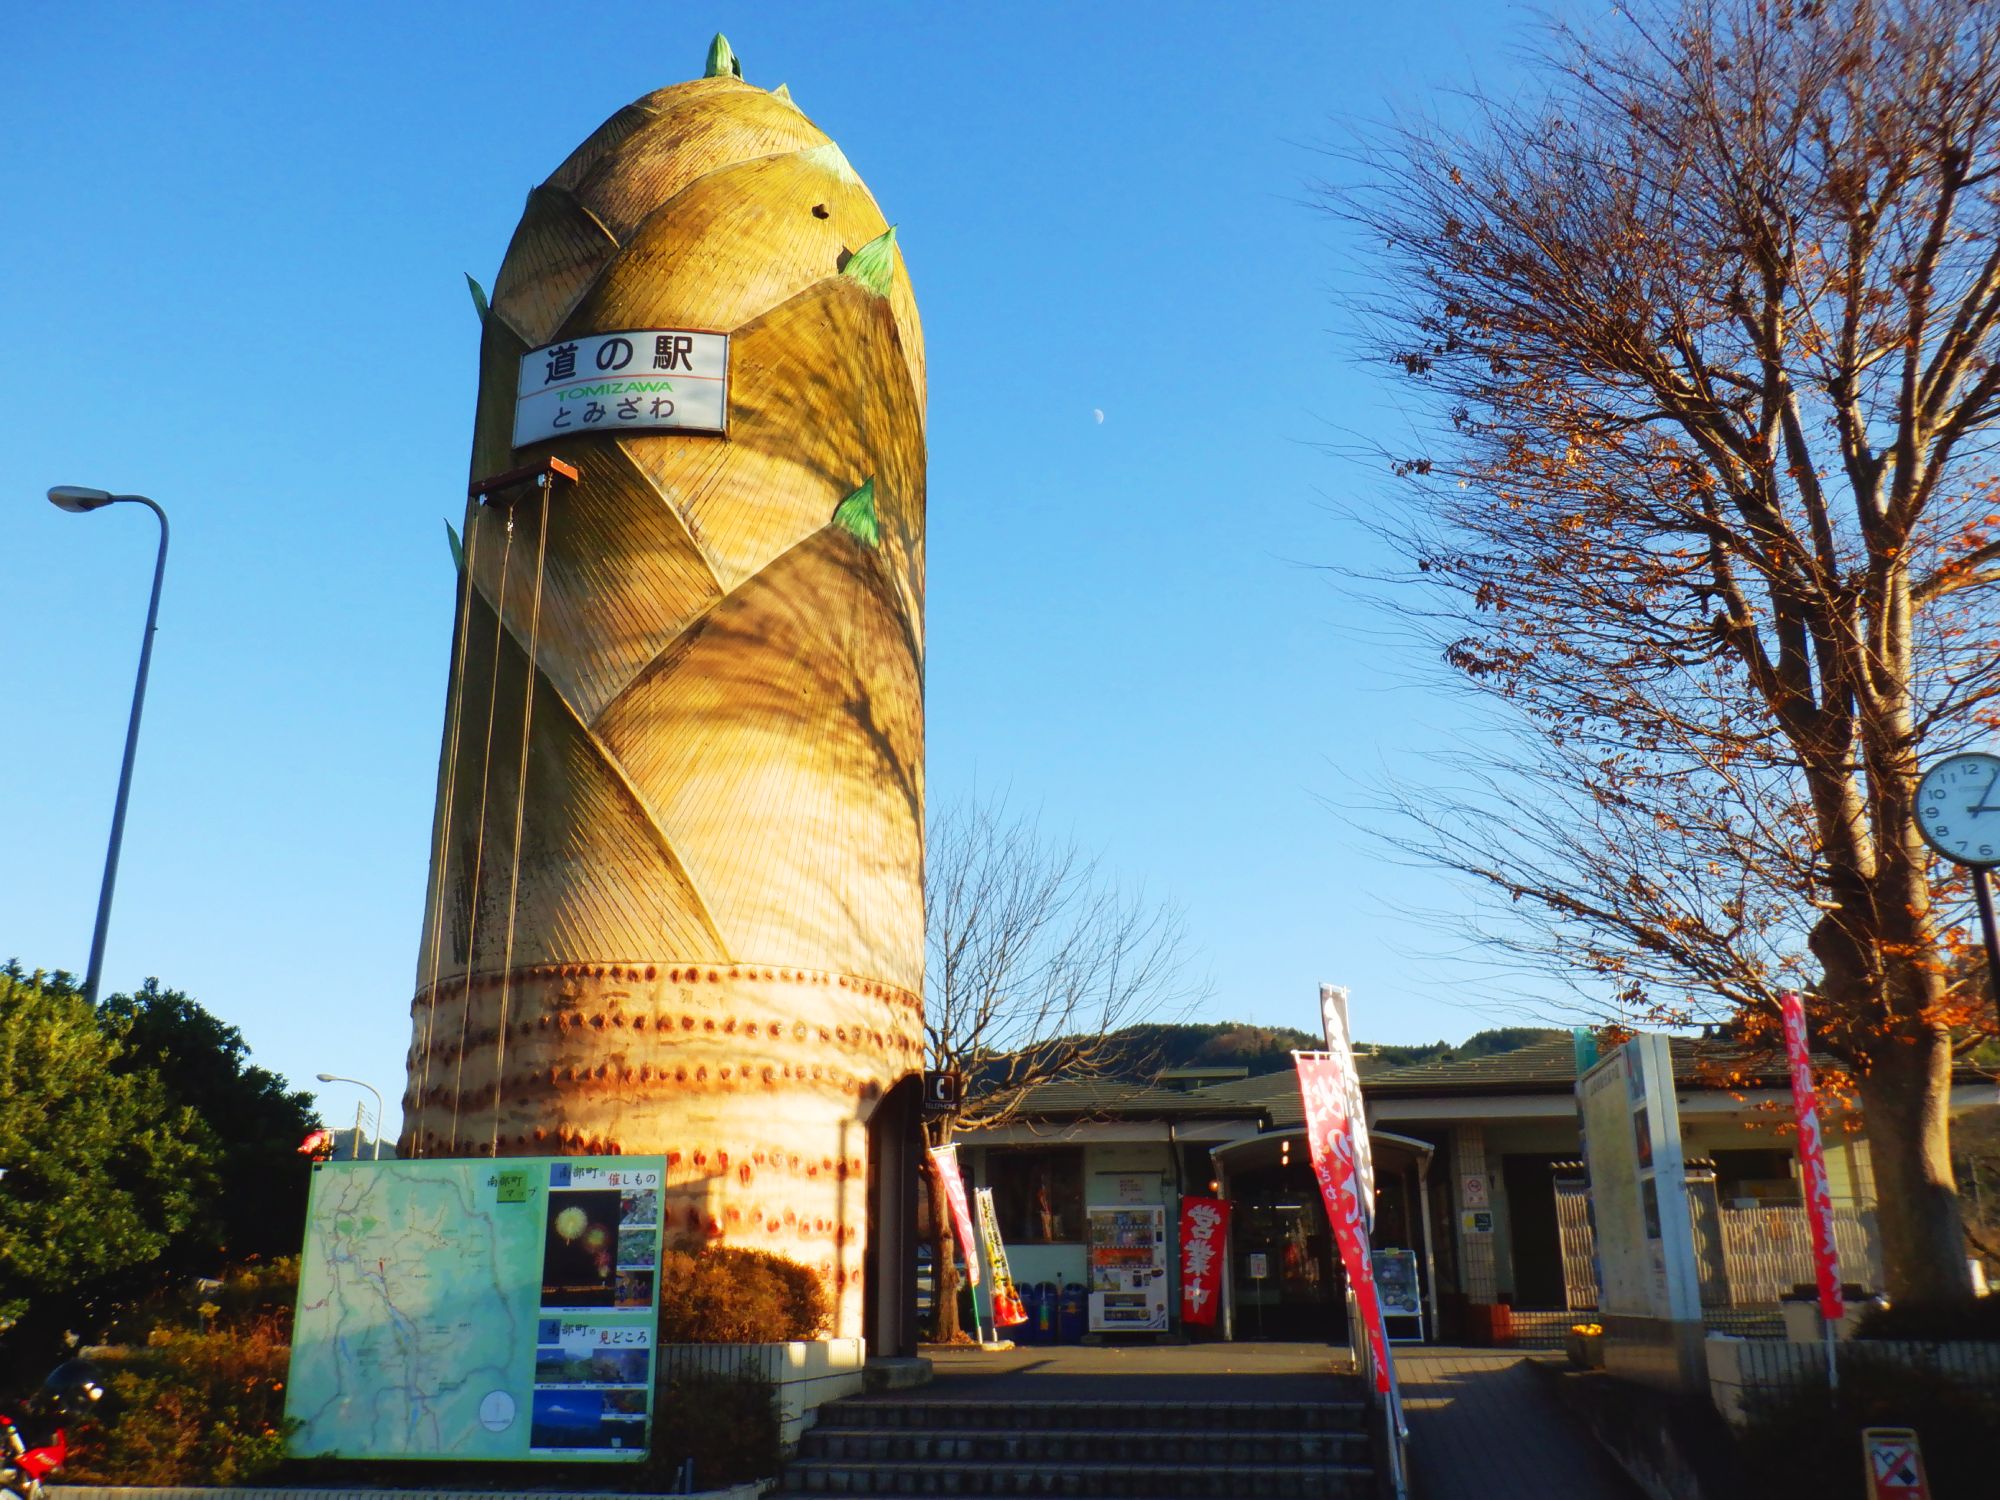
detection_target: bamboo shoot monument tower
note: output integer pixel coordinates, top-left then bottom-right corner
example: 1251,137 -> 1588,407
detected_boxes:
400,38 -> 924,1338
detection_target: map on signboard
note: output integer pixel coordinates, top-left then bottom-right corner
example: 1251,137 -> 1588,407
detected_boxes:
286,1157 -> 665,1462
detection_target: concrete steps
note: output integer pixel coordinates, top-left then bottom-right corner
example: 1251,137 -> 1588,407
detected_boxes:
772,1395 -> 1376,1498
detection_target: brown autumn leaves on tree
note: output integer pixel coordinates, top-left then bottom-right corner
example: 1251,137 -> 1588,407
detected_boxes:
921,800 -> 1198,1341
1338,0 -> 2000,1302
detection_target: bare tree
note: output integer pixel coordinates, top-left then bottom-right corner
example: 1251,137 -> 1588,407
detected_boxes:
1333,0 -> 2000,1302
922,797 -> 1199,1341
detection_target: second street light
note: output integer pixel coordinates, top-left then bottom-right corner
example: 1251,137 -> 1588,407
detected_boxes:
49,485 -> 170,1007
316,1073 -> 385,1160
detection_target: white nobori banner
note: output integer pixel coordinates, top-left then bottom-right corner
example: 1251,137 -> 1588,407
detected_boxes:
514,328 -> 729,446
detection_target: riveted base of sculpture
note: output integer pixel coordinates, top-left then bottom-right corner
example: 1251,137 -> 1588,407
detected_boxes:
406,962 -> 920,1331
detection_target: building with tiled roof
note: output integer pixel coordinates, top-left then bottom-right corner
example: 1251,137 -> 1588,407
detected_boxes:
943,1021 -> 1995,1346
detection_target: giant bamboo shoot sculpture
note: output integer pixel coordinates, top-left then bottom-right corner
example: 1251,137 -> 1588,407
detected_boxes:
401,37 -> 923,1335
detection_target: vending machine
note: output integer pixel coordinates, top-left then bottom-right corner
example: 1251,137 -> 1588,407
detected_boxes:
1086,1204 -> 1169,1332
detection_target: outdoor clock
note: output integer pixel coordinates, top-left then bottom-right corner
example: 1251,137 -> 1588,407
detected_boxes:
1914,750 -> 2000,867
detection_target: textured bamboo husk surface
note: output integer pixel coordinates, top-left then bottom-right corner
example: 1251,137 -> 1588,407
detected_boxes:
403,73 -> 924,1335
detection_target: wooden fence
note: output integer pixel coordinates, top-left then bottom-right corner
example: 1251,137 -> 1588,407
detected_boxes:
1557,1184 -> 1883,1310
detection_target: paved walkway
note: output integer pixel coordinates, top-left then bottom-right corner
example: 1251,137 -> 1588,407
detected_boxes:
1398,1348 -> 1639,1499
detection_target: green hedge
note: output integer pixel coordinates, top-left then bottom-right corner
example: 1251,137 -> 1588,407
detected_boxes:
656,1245 -> 829,1344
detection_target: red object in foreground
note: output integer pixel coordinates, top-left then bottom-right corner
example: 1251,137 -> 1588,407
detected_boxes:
1780,992 -> 1845,1323
1178,1196 -> 1231,1326
2,1414 -> 68,1500
1296,1052 -> 1393,1392
927,1143 -> 981,1287
297,1127 -> 334,1159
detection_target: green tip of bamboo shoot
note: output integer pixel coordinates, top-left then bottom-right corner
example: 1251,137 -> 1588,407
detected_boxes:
705,34 -> 742,79
465,273 -> 490,323
832,478 -> 880,547
841,227 -> 898,297
445,518 -> 465,572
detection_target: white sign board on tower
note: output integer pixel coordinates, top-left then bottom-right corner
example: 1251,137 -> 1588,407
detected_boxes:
514,329 -> 729,447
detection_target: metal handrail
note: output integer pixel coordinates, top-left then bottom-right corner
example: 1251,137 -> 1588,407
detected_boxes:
1347,1287 -> 1409,1499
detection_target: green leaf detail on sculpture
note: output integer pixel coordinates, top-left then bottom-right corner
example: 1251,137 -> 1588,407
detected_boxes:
446,518 -> 464,572
832,478 -> 880,547
841,227 -> 898,297
705,33 -> 742,79
465,273 -> 489,323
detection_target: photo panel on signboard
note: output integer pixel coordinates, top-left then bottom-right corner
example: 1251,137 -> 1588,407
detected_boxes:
615,1228 -> 657,1269
532,1343 -> 651,1387
542,1188 -> 623,1308
528,1388 -> 647,1453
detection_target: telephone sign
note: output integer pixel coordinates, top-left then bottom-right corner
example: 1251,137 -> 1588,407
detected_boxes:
922,1071 -> 962,1115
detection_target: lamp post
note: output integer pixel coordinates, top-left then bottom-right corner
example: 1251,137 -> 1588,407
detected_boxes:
316,1073 -> 385,1160
49,486 -> 169,1008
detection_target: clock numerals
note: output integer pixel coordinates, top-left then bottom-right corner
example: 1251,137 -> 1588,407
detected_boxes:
1914,751 -> 2000,868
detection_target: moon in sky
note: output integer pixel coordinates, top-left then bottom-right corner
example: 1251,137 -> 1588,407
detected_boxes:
1093,409 -> 1105,424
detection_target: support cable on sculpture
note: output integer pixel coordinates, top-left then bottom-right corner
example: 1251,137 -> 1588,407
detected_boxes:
412,511 -> 484,1155
491,477 -> 556,1155
448,508 -> 517,1152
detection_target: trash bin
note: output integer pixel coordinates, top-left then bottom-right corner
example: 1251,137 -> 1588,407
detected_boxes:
1019,1282 -> 1055,1345
1058,1282 -> 1087,1343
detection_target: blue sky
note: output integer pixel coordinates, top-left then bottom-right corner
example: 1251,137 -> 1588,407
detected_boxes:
2,2 -> 1559,1134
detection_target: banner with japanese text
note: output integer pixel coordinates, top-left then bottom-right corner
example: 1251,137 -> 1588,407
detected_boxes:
926,1143 -> 981,1286
1318,984 -> 1376,1231
1297,1051 -> 1393,1393
1780,993 -> 1845,1323
1178,1196 -> 1231,1326
974,1187 -> 1027,1326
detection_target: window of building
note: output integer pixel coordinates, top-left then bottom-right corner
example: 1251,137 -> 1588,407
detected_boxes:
986,1148 -> 1085,1243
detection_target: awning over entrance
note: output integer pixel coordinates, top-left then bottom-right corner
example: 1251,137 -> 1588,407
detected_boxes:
1211,1127 -> 1441,1340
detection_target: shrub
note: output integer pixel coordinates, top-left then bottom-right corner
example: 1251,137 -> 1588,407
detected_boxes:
68,1312 -> 294,1485
1853,1295 -> 2000,1342
656,1245 -> 829,1344
1735,1360 -> 2000,1499
643,1371 -> 780,1489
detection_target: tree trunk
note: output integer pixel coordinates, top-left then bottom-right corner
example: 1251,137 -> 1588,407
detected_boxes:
927,1153 -> 964,1344
1857,1031 -> 1974,1306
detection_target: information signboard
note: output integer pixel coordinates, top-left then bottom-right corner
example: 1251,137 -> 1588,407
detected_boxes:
1577,1034 -> 1703,1389
513,329 -> 728,446
1372,1248 -> 1425,1341
287,1157 -> 665,1461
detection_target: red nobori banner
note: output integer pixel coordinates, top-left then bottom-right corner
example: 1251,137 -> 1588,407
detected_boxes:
1296,1051 -> 1393,1393
1780,992 -> 1844,1322
1178,1196 -> 1232,1326
927,1143 -> 981,1286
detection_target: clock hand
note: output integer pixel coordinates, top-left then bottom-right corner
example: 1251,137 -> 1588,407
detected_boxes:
1972,765 -> 2000,815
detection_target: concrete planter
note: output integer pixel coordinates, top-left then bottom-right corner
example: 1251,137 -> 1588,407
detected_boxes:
656,1339 -> 867,1447
1564,1329 -> 1605,1369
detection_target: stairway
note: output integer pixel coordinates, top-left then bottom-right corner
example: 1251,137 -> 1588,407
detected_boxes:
771,1386 -> 1377,1498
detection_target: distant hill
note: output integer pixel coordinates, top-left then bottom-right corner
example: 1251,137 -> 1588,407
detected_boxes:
1086,1021 -> 1566,1082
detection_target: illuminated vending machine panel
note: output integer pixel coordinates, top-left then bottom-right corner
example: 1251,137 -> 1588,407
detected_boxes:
1086,1205 -> 1169,1332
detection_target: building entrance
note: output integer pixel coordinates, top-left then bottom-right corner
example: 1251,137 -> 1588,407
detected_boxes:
1227,1166 -> 1347,1341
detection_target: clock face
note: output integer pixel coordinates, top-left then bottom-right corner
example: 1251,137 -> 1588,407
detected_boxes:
1915,751 -> 2000,867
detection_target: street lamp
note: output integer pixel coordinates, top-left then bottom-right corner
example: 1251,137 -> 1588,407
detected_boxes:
316,1073 -> 386,1160
48,485 -> 169,1007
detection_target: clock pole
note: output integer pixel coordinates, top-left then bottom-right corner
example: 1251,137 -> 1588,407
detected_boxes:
1975,867 -> 2000,1018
